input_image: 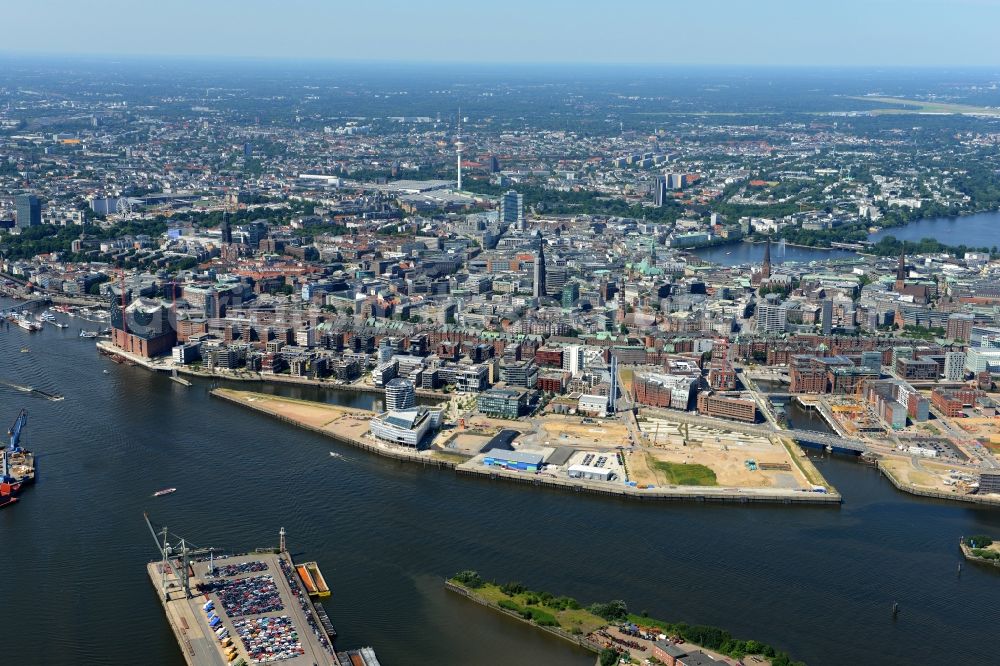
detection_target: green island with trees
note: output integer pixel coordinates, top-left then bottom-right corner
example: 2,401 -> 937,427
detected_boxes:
448,570 -> 804,666
961,535 -> 1000,566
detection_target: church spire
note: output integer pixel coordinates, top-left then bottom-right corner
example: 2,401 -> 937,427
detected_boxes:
533,231 -> 546,298
895,248 -> 907,291
761,237 -> 772,279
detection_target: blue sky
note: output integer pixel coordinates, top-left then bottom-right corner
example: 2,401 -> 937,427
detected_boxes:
4,0 -> 1000,66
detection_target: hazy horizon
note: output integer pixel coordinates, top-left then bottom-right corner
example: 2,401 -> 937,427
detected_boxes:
4,0 -> 1000,68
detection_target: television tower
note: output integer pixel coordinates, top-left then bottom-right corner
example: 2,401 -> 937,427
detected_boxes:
455,109 -> 464,191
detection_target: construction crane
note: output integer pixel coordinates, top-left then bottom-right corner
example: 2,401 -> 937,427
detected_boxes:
7,409 -> 26,453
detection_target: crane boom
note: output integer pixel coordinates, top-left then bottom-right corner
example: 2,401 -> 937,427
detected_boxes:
7,409 -> 27,453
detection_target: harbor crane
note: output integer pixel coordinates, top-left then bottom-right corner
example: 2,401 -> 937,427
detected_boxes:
7,409 -> 27,453
1,409 -> 28,496
144,514 -> 214,601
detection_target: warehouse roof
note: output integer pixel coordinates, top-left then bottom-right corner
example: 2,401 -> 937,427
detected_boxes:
480,429 -> 521,453
545,447 -> 576,466
484,449 -> 544,465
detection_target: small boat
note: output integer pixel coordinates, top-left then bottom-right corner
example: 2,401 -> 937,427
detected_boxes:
153,488 -> 177,497
329,451 -> 342,458
20,347 -> 29,353
102,370 -> 110,375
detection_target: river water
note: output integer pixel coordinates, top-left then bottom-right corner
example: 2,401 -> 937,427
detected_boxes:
1,304 -> 998,666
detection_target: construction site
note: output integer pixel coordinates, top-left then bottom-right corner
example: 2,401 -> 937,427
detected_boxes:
630,416 -> 825,491
214,387 -> 840,504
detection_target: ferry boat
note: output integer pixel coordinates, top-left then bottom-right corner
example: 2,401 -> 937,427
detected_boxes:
153,487 -> 177,497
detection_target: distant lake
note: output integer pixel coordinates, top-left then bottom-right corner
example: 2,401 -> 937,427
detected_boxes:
694,209 -> 1000,267
692,240 -> 855,267
869,210 -> 1000,249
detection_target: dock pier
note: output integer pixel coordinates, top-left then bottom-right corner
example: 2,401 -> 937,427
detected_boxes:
145,520 -> 379,666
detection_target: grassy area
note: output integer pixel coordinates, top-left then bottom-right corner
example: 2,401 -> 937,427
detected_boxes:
448,572 -> 805,666
651,460 -> 718,486
780,439 -> 826,488
430,451 -> 471,464
451,577 -> 606,635
617,367 -> 635,394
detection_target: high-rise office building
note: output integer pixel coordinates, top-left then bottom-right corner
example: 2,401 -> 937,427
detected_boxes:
756,301 -> 787,334
545,267 -> 568,293
385,378 -> 416,412
500,190 -> 524,229
822,299 -> 834,335
378,338 -> 394,364
654,175 -> 668,207
561,282 -> 579,308
944,352 -> 966,381
562,345 -> 584,377
15,194 -> 41,230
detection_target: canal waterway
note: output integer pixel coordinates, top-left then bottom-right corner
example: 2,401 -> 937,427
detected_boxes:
0,304 -> 998,666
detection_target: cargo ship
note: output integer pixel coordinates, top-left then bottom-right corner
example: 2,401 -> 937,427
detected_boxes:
296,561 -> 332,598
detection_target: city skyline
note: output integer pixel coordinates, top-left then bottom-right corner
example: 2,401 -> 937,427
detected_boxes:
4,0 -> 1000,67
3,10 -> 1000,664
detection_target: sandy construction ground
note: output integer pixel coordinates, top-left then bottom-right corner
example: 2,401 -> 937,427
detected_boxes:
446,432 -> 496,455
218,389 -> 372,440
636,417 -> 811,489
645,447 -> 804,489
539,415 -> 630,448
879,456 -> 973,493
